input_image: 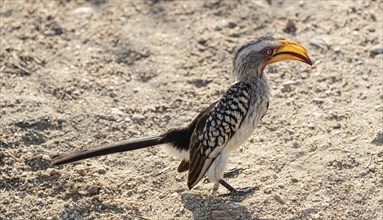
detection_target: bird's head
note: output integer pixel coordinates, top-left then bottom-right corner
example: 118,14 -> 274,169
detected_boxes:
233,36 -> 312,81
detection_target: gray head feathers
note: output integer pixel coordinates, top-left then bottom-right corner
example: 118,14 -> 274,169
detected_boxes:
233,36 -> 280,81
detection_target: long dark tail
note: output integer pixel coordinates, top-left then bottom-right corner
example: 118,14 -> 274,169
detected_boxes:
51,126 -> 195,166
52,136 -> 166,165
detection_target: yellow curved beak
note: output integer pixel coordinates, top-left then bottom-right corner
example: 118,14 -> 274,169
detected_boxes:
268,40 -> 312,66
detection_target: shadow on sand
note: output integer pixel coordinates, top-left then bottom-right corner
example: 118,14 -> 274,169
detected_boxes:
181,191 -> 255,220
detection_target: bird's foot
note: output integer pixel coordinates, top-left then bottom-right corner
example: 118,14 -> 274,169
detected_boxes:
220,186 -> 255,197
218,179 -> 255,197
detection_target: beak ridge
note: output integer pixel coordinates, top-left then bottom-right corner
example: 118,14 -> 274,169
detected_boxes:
269,40 -> 312,66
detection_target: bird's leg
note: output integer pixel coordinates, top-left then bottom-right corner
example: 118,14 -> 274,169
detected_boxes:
219,179 -> 254,196
219,179 -> 236,192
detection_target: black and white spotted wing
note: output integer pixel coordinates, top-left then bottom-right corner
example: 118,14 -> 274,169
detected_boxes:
187,82 -> 250,189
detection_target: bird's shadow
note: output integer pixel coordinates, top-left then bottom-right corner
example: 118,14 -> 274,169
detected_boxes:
181,192 -> 254,220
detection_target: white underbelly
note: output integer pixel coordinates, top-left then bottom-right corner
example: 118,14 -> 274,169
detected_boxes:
207,97 -> 269,183
225,99 -> 268,152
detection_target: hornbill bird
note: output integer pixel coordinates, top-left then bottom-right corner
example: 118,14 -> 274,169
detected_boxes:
52,36 -> 312,195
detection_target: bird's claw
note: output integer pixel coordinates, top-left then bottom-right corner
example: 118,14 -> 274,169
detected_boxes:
220,186 -> 255,197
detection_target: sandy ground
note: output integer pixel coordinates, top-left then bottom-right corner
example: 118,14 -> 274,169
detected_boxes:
1,0 -> 383,219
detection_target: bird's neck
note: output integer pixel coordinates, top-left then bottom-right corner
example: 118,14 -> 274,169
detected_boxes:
234,69 -> 266,83
235,70 -> 270,98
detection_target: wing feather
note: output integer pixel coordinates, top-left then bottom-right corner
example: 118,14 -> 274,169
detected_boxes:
187,82 -> 250,189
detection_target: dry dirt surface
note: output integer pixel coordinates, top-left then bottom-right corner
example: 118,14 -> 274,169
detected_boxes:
1,0 -> 383,219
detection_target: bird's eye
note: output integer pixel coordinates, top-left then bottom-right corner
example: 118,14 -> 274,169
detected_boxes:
266,49 -> 273,55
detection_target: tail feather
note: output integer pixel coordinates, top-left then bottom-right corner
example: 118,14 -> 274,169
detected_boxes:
52,136 -> 164,165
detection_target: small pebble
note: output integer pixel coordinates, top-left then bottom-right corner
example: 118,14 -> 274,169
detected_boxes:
370,44 -> 383,57
97,167 -> 107,174
47,168 -> 61,177
282,80 -> 301,91
78,190 -> 88,196
197,38 -> 207,45
333,46 -> 341,53
292,142 -> 300,148
75,165 -> 86,176
132,114 -> 145,121
313,98 -> 324,104
273,194 -> 286,204
283,19 -> 297,34
88,186 -> 99,195
197,44 -> 206,51
227,21 -> 237,29
321,202 -> 330,208
368,165 -> 376,172
214,25 -> 222,31
111,108 -> 124,115
332,123 -> 341,129
42,154 -> 51,161
102,200 -> 112,207
11,21 -> 21,30
371,130 -> 383,145
310,35 -> 331,49
71,7 -> 95,14
264,188 -> 272,194
291,178 -> 299,183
